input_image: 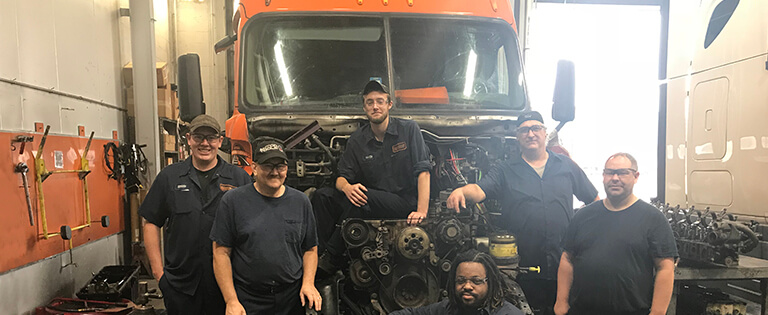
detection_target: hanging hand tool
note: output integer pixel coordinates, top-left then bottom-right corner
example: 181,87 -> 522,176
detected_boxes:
15,162 -> 34,226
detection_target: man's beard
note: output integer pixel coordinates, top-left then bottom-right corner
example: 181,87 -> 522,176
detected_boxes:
367,112 -> 388,125
456,291 -> 485,311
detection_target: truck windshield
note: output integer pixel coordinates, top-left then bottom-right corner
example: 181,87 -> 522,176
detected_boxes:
241,15 -> 526,111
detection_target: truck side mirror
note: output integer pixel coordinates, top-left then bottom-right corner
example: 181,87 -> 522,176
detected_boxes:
552,60 -> 575,126
178,53 -> 205,122
214,34 -> 237,54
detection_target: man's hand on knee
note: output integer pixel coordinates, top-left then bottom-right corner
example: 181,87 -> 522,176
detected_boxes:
342,183 -> 368,207
407,211 -> 426,225
446,188 -> 467,213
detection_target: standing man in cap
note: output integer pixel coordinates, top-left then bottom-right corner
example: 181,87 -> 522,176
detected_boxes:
210,138 -> 322,314
140,114 -> 253,315
446,111 -> 598,315
311,80 -> 432,273
555,153 -> 677,315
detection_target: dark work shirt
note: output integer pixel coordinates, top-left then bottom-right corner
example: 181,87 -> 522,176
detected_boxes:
196,163 -> 220,203
338,117 -> 431,204
389,299 -> 524,315
209,184 -> 318,292
139,156 -> 253,295
477,151 -> 597,279
562,200 -> 678,312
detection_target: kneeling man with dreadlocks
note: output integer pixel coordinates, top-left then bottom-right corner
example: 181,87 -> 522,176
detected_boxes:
390,249 -> 524,315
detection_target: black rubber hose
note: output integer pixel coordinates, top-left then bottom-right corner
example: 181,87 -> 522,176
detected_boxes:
733,222 -> 760,253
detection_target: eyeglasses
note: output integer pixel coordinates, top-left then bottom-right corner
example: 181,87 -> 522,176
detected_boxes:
455,277 -> 488,286
191,133 -> 221,143
259,163 -> 288,172
364,98 -> 388,107
603,168 -> 637,177
516,125 -> 546,134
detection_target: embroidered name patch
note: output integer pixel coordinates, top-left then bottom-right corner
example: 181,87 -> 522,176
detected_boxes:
219,183 -> 237,191
392,142 -> 407,153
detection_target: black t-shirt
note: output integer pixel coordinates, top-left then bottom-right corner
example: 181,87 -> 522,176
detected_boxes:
562,199 -> 678,312
477,152 -> 598,279
337,117 -> 431,204
209,184 -> 318,292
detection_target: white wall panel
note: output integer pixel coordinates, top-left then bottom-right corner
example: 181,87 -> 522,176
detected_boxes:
95,0 -> 122,106
55,0 -> 98,99
21,87 -> 62,134
100,108 -> 124,139
60,98 -> 102,137
17,0 -> 59,89
175,0 -> 228,122
154,0 -> 170,63
177,1 -> 209,33
0,83 -> 23,131
0,0 -> 20,79
177,30 -> 213,65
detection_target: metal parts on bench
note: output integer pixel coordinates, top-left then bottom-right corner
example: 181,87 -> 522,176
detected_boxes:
654,202 -> 761,267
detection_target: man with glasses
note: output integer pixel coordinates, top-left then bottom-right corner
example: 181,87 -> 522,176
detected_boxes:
555,153 -> 677,315
390,249 -> 524,315
446,111 -> 598,315
140,114 -> 253,315
210,139 -> 322,314
311,80 -> 432,274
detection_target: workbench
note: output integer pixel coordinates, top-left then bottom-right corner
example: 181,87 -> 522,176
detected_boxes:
668,256 -> 768,315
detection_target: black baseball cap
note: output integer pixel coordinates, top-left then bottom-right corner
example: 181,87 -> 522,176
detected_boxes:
189,114 -> 221,133
363,80 -> 389,95
516,111 -> 544,126
254,139 -> 288,164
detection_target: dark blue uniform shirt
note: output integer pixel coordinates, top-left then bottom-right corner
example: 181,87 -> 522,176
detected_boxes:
139,156 -> 252,295
477,151 -> 597,279
338,117 -> 431,204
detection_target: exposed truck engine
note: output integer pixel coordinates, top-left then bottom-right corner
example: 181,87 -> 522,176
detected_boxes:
258,118 -> 535,314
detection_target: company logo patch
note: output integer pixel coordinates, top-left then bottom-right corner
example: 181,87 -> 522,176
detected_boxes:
219,183 -> 237,192
363,154 -> 374,161
259,143 -> 283,153
392,142 -> 407,153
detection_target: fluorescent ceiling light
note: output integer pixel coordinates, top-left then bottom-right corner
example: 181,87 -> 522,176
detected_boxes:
463,50 -> 477,97
274,41 -> 293,97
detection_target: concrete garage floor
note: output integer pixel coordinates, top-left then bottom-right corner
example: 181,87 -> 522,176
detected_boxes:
140,278 -> 763,315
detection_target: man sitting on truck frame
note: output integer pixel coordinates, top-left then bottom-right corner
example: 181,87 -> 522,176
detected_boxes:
311,80 -> 432,273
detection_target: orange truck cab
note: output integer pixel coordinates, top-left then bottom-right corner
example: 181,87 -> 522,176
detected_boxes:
220,0 -> 533,175
177,1 -> 575,313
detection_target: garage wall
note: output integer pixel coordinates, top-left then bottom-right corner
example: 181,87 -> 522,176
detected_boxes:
0,234 -> 124,315
0,0 -> 125,136
176,0 -> 229,125
0,0 -> 125,313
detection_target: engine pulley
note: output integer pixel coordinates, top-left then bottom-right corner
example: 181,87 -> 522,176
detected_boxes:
397,226 -> 430,260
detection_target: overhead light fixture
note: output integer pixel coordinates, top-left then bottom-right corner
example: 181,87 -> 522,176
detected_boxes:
274,41 -> 293,97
